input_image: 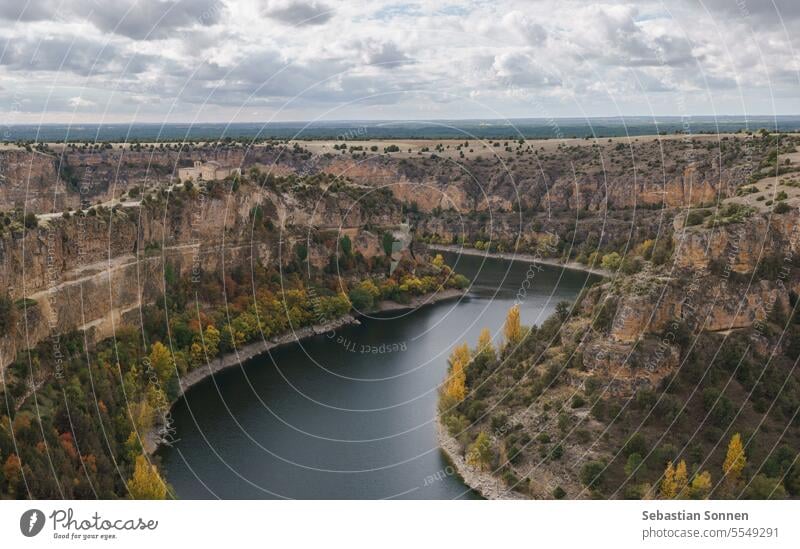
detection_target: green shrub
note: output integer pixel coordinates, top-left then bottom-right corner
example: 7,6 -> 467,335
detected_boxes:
24,212 -> 38,229
348,286 -> 374,311
600,252 -> 622,271
685,209 -> 708,226
580,461 -> 606,490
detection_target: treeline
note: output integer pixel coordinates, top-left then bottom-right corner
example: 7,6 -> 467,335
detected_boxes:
438,303 -> 800,499
0,250 -> 465,499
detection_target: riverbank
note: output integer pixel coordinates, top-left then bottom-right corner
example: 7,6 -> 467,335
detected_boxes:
147,287 -> 467,454
436,418 -> 525,500
429,244 -> 610,277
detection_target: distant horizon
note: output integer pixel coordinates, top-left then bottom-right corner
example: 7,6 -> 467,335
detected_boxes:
7,114 -> 800,127
5,115 -> 800,143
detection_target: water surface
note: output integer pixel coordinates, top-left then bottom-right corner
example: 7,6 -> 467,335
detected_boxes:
159,252 -> 600,499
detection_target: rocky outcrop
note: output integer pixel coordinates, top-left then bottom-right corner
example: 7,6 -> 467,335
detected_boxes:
0,180 -> 404,374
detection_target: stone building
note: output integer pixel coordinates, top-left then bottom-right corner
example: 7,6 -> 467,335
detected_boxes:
178,160 -> 241,182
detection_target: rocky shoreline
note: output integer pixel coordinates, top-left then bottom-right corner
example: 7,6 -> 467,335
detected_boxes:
436,418 -> 526,500
428,244 -> 610,277
147,288 -> 466,454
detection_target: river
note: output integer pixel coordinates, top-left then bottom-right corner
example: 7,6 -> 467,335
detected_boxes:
158,252 -> 600,499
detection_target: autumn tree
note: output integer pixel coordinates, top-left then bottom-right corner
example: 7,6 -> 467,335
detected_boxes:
659,461 -> 677,499
127,455 -> 168,500
440,343 -> 470,405
674,460 -> 688,498
148,341 -> 174,386
2,454 -> 22,496
466,431 -> 493,471
204,324 -> 220,357
689,471 -> 712,499
476,328 -> 496,361
503,305 -> 522,347
723,433 -> 746,484
449,343 -> 470,370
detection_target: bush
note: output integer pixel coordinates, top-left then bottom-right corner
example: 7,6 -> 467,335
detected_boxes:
24,212 -> 38,229
348,286 -> 374,311
622,433 -> 648,457
685,209 -> 708,226
580,461 -> 606,490
552,486 -> 566,499
621,256 -> 642,274
743,474 -> 787,499
600,252 -> 622,271
774,202 -> 792,214
450,274 -> 470,289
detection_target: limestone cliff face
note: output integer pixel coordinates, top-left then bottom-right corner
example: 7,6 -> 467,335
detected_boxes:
0,181 -> 402,373
0,150 -> 77,212
608,275 -> 788,344
673,209 -> 800,273
571,202 -> 798,396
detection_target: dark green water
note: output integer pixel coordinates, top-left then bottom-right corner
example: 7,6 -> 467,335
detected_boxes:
159,252 -> 600,499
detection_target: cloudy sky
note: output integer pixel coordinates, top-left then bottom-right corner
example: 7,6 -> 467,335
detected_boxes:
0,0 -> 798,124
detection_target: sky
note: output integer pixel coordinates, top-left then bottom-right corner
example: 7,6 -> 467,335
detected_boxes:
0,0 -> 798,124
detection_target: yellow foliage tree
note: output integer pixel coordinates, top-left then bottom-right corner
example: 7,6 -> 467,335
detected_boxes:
203,324 -> 221,358
659,461 -> 677,499
504,305 -> 522,347
723,433 -> 746,481
148,341 -> 174,386
476,328 -> 496,361
432,254 -> 445,269
466,431 -> 493,471
449,343 -> 471,370
127,455 -> 168,500
674,460 -> 688,498
689,471 -> 712,499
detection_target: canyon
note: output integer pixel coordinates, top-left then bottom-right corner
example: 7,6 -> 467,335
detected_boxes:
1,131 -> 799,499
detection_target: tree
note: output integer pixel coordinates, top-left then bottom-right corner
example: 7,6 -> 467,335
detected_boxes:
2,454 -> 22,496
203,324 -> 220,358
674,460 -> 688,498
743,474 -> 787,499
600,252 -> 622,271
348,286 -> 374,311
660,461 -> 677,499
294,242 -> 308,262
466,432 -> 493,471
580,461 -> 606,490
127,455 -> 168,499
382,232 -> 394,256
723,433 -> 746,482
24,212 -> 38,229
476,328 -> 496,362
148,342 -> 174,386
503,305 -> 522,347
432,254 -> 445,269
339,235 -> 352,257
449,343 -> 470,370
625,453 -> 643,481
689,471 -> 712,499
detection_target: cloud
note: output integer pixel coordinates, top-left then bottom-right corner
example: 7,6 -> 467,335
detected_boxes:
358,40 -> 412,68
0,1 -> 59,23
67,96 -> 96,108
0,0 -> 796,121
0,36 -> 154,76
261,0 -> 334,26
